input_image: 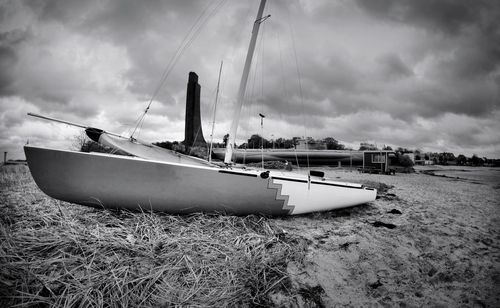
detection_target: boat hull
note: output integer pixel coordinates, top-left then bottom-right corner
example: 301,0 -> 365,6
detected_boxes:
24,146 -> 376,215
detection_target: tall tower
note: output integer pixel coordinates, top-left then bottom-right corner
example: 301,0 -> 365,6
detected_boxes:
183,72 -> 206,147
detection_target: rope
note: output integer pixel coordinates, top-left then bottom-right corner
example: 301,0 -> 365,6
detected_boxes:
286,5 -> 310,173
130,0 -> 227,139
259,20 -> 267,169
188,80 -> 219,156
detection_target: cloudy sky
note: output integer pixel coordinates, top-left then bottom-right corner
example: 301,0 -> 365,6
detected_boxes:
1,0 -> 499,160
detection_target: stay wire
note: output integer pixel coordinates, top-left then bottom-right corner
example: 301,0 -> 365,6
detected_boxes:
130,0 -> 227,139
286,5 -> 310,172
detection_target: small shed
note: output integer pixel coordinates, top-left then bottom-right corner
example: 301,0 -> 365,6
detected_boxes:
362,151 -> 395,174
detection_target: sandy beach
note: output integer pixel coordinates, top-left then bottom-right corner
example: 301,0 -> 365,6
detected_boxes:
274,166 -> 500,307
1,165 -> 499,307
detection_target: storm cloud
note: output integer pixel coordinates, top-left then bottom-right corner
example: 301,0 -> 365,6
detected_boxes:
0,0 -> 499,159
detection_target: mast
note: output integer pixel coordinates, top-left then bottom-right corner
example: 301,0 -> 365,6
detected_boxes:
224,0 -> 268,164
208,60 -> 223,163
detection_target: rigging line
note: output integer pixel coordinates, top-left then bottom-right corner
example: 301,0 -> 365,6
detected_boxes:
242,59 -> 258,159
160,0 -> 227,93
237,2 -> 269,162
149,0 -> 224,103
190,62 -> 225,157
130,3 -> 214,139
130,32 -> 209,138
294,147 -> 300,168
146,0 -> 226,123
246,29 -> 263,149
277,29 -> 288,109
260,18 -> 266,113
189,84 -> 220,156
238,25 -> 261,153
208,60 -> 224,162
259,20 -> 267,168
130,0 -> 227,139
190,97 -> 211,156
220,1 -> 253,160
260,113 -> 265,169
286,5 -> 310,172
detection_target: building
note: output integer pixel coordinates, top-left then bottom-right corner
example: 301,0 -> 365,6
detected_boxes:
362,150 -> 396,174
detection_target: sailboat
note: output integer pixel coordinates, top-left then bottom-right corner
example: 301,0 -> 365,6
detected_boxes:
24,0 -> 376,216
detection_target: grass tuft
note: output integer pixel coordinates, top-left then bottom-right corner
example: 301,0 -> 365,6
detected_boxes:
0,165 -> 308,307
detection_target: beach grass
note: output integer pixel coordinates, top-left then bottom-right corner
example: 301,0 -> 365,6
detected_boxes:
2,164 -> 499,307
0,165 -> 308,307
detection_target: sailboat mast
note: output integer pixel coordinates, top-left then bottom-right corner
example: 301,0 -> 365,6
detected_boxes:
224,0 -> 267,164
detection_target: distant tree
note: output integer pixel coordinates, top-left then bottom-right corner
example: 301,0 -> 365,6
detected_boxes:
414,149 -> 422,160
470,154 -> 484,166
271,137 -> 288,149
396,147 -> 411,154
456,154 -> 467,165
398,154 -> 414,167
437,152 -> 456,165
172,141 -> 185,153
247,134 -> 269,149
382,145 -> 393,151
72,132 -> 89,151
283,138 -> 295,149
73,132 -> 114,154
274,137 -> 283,149
223,134 -> 229,147
80,140 -> 103,153
154,141 -> 174,150
359,143 -> 378,151
323,137 -> 345,150
292,137 -> 301,148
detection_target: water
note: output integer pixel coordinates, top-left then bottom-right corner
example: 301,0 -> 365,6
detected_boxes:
430,166 -> 500,186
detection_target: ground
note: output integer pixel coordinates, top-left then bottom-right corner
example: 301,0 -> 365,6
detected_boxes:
1,164 -> 499,307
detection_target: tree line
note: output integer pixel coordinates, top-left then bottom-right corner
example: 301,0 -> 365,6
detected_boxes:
231,135 -> 347,150
74,131 -> 498,167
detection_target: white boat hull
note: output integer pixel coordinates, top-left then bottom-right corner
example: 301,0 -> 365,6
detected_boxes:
24,146 -> 376,215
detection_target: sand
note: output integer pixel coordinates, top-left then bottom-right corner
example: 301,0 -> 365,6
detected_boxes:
273,166 -> 500,307
1,164 -> 499,307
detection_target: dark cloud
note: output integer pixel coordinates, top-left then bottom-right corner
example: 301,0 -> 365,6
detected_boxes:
355,0 -> 498,35
0,0 -> 499,158
0,28 -> 32,96
355,0 -> 500,81
0,45 -> 17,95
435,37 -> 500,79
377,53 -> 413,79
0,28 -> 32,45
21,0 -> 96,24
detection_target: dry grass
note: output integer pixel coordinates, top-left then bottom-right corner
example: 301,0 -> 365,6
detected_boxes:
0,165 -> 308,307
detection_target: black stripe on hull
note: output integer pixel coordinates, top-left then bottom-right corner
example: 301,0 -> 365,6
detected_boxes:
218,170 -> 258,177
